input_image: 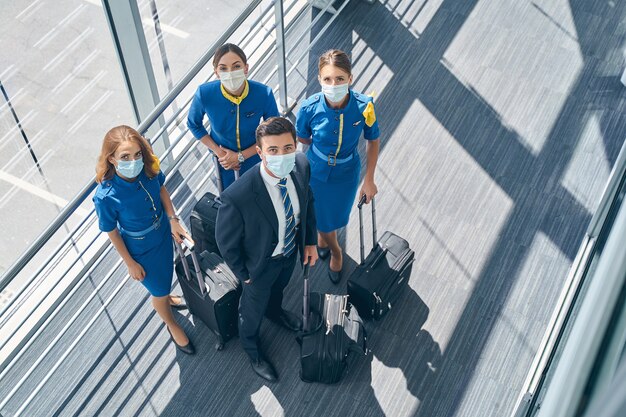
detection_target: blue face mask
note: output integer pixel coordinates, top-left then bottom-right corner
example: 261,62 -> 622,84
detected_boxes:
321,83 -> 349,103
265,152 -> 296,179
116,159 -> 144,179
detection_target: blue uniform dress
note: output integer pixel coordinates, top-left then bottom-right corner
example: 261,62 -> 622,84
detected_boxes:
93,170 -> 173,297
187,79 -> 280,189
296,90 -> 380,233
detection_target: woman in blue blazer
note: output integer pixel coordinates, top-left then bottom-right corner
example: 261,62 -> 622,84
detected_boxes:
187,43 -> 280,189
296,49 -> 380,283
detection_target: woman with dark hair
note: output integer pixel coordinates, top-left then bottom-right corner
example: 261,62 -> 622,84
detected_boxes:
187,43 -> 280,189
296,49 -> 380,283
93,125 -> 195,354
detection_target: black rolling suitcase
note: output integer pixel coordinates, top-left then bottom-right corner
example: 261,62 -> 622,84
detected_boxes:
189,191 -> 221,255
189,154 -> 239,256
174,241 -> 241,350
298,266 -> 366,384
347,196 -> 415,320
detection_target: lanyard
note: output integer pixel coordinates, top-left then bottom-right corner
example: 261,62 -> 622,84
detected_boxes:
220,81 -> 249,152
138,180 -> 160,228
334,113 -> 344,157
236,105 -> 241,151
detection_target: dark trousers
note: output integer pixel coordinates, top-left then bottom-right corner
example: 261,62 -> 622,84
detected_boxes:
238,252 -> 297,361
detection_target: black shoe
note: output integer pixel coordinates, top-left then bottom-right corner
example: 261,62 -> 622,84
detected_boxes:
328,269 -> 341,284
317,246 -> 330,260
170,294 -> 188,311
167,327 -> 195,355
250,357 -> 278,382
268,309 -> 302,332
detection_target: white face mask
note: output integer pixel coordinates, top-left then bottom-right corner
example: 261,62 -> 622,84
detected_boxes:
219,69 -> 246,91
321,83 -> 349,103
265,152 -> 296,179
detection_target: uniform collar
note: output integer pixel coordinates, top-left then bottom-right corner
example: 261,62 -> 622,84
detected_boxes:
220,80 -> 249,105
259,162 -> 283,186
112,169 -> 147,186
321,89 -> 352,112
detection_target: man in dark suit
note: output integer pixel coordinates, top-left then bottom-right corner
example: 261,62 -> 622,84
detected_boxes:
216,117 -> 318,382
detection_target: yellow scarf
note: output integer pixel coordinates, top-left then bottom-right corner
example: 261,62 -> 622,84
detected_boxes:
362,91 -> 377,127
150,154 -> 160,172
220,80 -> 249,104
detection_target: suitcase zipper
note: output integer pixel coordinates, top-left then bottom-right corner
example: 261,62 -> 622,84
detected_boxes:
371,249 -> 414,318
336,296 -> 347,381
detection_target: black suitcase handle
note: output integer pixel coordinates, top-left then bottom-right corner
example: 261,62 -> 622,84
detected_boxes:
212,153 -> 240,195
357,195 -> 377,264
174,240 -> 208,296
301,265 -> 323,334
302,264 -> 310,332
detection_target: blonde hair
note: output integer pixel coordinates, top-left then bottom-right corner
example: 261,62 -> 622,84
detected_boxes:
95,125 -> 159,183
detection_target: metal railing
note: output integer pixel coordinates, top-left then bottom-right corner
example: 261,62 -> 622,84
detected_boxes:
534,168 -> 626,417
511,137 -> 626,417
0,1 -> 349,415
0,0 -> 265,366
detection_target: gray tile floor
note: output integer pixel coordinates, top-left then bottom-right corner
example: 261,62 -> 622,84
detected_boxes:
1,0 -> 626,416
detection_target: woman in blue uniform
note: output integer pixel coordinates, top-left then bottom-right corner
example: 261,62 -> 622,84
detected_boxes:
187,43 -> 280,189
93,125 -> 195,354
296,49 -> 380,283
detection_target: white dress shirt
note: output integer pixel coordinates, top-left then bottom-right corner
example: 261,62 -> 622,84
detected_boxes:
259,163 -> 301,256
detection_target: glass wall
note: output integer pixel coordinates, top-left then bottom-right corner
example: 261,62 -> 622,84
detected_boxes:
0,0 -> 258,291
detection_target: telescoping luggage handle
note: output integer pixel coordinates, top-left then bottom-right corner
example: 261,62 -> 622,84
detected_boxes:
174,238 -> 208,296
302,264 -> 310,332
357,195 -> 377,264
212,153 -> 240,195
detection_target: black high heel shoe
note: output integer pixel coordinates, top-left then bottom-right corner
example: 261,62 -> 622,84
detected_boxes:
167,327 -> 195,355
317,246 -> 331,260
169,294 -> 188,311
328,269 -> 341,284
328,251 -> 342,284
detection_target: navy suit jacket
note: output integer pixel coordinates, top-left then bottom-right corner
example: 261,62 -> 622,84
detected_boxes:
215,152 -> 316,283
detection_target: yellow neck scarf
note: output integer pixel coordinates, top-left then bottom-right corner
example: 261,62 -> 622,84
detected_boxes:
220,80 -> 249,104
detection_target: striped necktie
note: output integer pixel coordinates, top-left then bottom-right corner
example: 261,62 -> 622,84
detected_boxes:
277,178 -> 296,257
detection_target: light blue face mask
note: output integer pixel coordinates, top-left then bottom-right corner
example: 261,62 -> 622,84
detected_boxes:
321,83 -> 349,103
116,159 -> 144,179
265,152 -> 296,179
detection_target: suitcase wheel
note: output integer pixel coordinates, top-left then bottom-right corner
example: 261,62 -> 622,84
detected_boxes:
215,334 -> 225,351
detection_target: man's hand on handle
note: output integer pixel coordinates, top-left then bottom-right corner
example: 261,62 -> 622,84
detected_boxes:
303,245 -> 318,267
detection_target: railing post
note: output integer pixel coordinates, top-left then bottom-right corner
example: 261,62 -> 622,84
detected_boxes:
101,0 -> 172,169
274,0 -> 290,114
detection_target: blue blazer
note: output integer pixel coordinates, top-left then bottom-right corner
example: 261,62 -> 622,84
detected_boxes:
215,153 -> 317,284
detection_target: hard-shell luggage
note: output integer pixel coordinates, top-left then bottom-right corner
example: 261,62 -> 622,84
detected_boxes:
189,154 -> 239,256
189,191 -> 221,255
347,196 -> 415,320
174,241 -> 241,350
298,266 -> 366,384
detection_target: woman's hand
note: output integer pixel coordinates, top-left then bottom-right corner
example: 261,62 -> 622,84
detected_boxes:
360,179 -> 378,204
170,220 -> 192,244
218,146 -> 241,170
127,260 -> 146,281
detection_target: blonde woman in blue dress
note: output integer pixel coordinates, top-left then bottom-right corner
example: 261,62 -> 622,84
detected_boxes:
296,49 -> 380,283
93,126 -> 195,354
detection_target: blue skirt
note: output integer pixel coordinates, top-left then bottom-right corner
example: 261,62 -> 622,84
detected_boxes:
307,150 -> 360,233
122,220 -> 174,297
